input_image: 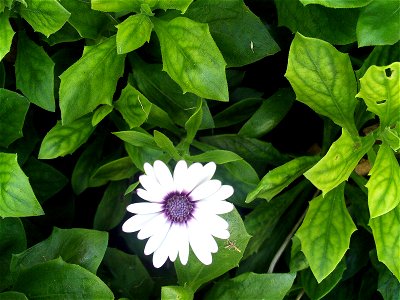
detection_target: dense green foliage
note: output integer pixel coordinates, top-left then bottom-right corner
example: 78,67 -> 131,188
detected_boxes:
0,0 -> 399,299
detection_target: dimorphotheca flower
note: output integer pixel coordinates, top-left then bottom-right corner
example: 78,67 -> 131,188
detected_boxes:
122,160 -> 234,268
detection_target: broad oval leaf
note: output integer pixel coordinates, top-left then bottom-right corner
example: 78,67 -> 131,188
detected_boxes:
15,33 -> 55,111
300,0 -> 372,8
11,227 -> 108,274
153,130 -> 180,160
0,89 -> 29,147
18,0 -> 70,37
246,156 -> 318,203
357,0 -> 400,47
366,144 -> 400,218
370,203 -> 400,281
38,115 -> 94,159
153,17 -> 228,101
304,129 -> 375,195
113,130 -> 158,149
0,153 -> 44,218
13,258 -> 114,299
296,184 -> 357,282
356,62 -> 400,128
59,36 -> 125,124
91,156 -> 137,182
187,150 -> 242,165
116,14 -> 153,54
285,33 -> 358,137
205,272 -> 296,300
0,10 -> 14,61
175,209 -> 251,291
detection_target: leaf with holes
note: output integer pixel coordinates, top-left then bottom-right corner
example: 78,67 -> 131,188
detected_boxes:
296,184 -> 356,283
357,62 -> 400,128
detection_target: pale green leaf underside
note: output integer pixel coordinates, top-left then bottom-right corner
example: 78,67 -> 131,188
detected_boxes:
367,144 -> 400,218
296,184 -> 356,282
370,203 -> 400,281
285,33 -> 358,136
0,11 -> 14,61
38,115 -> 94,159
356,62 -> 400,128
92,0 -> 193,13
246,155 -> 318,203
116,14 -> 153,54
305,129 -> 375,195
300,0 -> 372,8
0,153 -> 44,218
154,17 -> 228,101
59,36 -> 125,124
19,0 -> 70,37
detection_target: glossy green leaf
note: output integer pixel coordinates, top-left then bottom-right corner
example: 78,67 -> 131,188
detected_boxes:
92,104 -> 113,126
99,248 -> 154,299
246,156 -> 318,203
125,142 -> 165,172
0,218 -> 26,291
13,258 -> 113,299
59,0 -> 110,39
115,84 -> 152,128
286,33 -> 358,137
0,11 -> 14,62
357,0 -> 400,47
0,89 -> 29,147
302,260 -> 347,300
205,272 -> 296,300
366,144 -> 400,218
187,150 -> 242,165
357,62 -> 400,128
0,292 -> 27,300
213,98 -> 261,128
153,130 -> 180,160
11,227 -> 108,274
296,184 -> 356,282
185,0 -> 280,67
304,130 -> 375,195
300,0 -> 372,8
93,181 -> 132,231
91,157 -> 137,182
276,0 -> 358,45
161,286 -> 193,300
113,130 -> 158,149
18,0 -> 70,37
0,153 -> 43,218
116,14 -> 153,54
124,181 -> 139,196
23,157 -> 68,202
239,89 -> 294,137
38,115 -> 94,159
370,203 -> 400,281
92,0 -> 193,13
175,209 -> 251,291
15,33 -> 55,111
59,36 -> 125,124
153,17 -> 228,101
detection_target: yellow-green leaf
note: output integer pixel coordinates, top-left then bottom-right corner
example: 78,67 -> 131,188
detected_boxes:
0,10 -> 14,61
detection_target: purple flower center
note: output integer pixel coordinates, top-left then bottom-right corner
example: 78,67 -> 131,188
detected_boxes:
163,192 -> 194,224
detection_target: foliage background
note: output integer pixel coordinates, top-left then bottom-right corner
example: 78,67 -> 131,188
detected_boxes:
0,0 -> 399,299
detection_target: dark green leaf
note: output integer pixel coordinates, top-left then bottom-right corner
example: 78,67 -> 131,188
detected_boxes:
13,258 -> 114,299
18,0 -> 70,37
38,115 -> 94,159
15,33 -> 55,111
153,17 -> 228,101
0,10 -> 14,61
372,252 -> 400,300
11,227 -> 108,274
185,0 -> 280,67
93,181 -> 132,231
0,153 -> 44,218
0,89 -> 29,147
213,98 -> 261,128
161,286 -> 193,300
59,36 -> 125,124
0,292 -> 27,300
91,157 -> 137,182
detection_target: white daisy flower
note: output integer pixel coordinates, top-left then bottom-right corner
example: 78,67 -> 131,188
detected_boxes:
122,160 -> 234,268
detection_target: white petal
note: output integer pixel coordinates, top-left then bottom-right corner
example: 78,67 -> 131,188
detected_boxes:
122,213 -> 159,233
143,162 -> 154,177
193,208 -> 229,230
173,160 -> 188,192
137,188 -> 164,203
139,175 -> 166,195
137,213 -> 168,240
177,224 -> 189,265
202,185 -> 234,202
195,200 -> 234,215
144,222 -> 171,255
188,219 -> 213,265
165,224 -> 180,262
190,180 -> 221,200
184,162 -> 216,193
154,160 -> 174,188
127,202 -> 163,214
152,245 -> 170,268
